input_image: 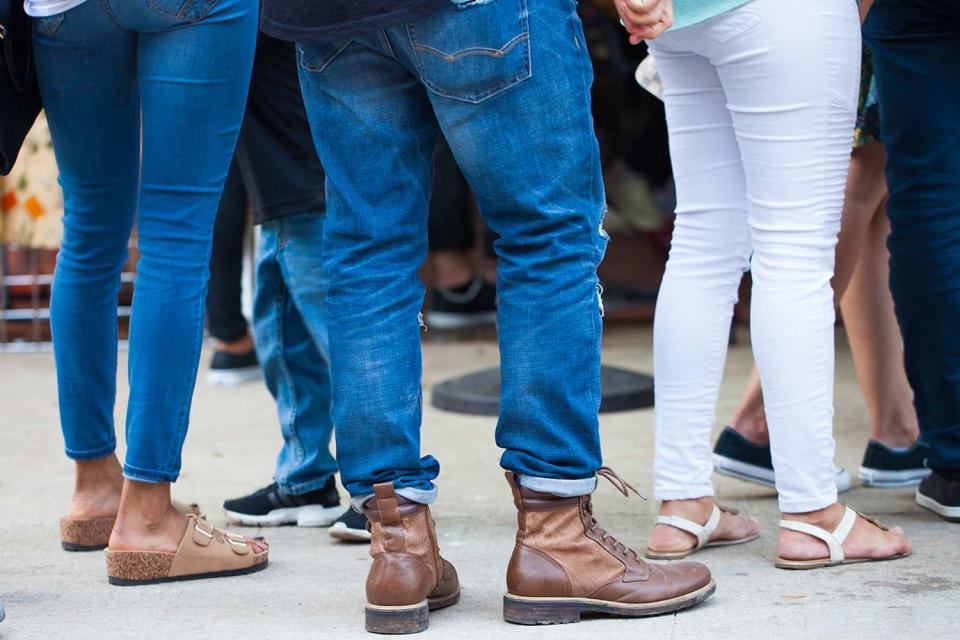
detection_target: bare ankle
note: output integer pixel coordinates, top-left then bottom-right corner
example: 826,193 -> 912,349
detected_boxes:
872,420 -> 920,450
782,502 -> 844,528
730,414 -> 769,444
75,455 -> 123,490
661,497 -> 714,519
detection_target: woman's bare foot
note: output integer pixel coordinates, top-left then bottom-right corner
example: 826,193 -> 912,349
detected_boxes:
68,455 -> 123,519
647,497 -> 760,553
779,502 -> 911,561
109,480 -> 267,554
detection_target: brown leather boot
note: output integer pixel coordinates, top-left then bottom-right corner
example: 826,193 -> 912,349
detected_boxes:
363,483 -> 460,634
504,469 -> 715,625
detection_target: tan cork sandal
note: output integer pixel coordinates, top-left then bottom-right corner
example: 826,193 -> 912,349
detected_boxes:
645,504 -> 759,560
105,514 -> 268,586
60,500 -> 202,552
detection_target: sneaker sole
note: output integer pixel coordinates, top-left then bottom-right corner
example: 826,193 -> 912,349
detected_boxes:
423,311 -> 497,330
329,522 -> 372,542
859,466 -> 932,488
503,580 -> 715,625
713,454 -> 852,492
915,490 -> 960,522
224,505 -> 346,527
207,367 -> 263,387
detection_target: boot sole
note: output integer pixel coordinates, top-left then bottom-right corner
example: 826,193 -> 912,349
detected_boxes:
503,580 -> 715,625
365,590 -> 461,634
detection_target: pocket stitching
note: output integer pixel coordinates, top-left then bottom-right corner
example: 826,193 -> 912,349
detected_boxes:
298,41 -> 353,73
407,0 -> 532,104
708,11 -> 761,43
37,13 -> 65,37
146,0 -> 221,23
411,31 -> 529,62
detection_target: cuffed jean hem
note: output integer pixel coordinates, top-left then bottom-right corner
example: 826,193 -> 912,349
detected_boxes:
518,475 -> 597,497
350,486 -> 438,511
778,491 -> 838,514
276,473 -> 336,496
123,464 -> 179,484
654,484 -> 715,502
65,442 -> 116,461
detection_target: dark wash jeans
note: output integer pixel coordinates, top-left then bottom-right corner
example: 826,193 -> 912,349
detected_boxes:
865,0 -> 960,472
35,0 -> 258,482
297,0 -> 607,504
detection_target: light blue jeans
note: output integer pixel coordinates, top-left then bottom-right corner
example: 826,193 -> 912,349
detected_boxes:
35,0 -> 258,482
254,213 -> 338,494
297,0 -> 607,505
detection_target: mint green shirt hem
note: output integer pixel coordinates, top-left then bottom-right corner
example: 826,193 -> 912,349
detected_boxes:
671,0 -> 752,31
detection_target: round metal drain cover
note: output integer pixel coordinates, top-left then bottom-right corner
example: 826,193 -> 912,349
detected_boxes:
431,365 -> 654,416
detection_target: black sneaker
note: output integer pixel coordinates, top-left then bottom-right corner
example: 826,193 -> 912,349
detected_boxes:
207,348 -> 262,387
223,477 -> 346,527
426,276 -> 497,330
859,439 -> 932,487
328,507 -> 371,543
916,471 -> 960,522
712,426 -> 852,492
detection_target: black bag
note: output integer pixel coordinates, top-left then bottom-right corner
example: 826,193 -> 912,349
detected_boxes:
1,0 -> 42,176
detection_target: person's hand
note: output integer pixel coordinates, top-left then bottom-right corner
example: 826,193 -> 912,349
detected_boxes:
615,0 -> 674,44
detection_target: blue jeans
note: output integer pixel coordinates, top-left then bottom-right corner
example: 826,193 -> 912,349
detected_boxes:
297,0 -> 607,504
34,0 -> 258,482
865,0 -> 960,473
254,213 -> 338,493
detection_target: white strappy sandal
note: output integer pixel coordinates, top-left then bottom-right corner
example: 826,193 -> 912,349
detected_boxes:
776,505 -> 910,570
645,504 -> 760,560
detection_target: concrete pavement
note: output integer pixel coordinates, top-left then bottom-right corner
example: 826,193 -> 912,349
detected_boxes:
0,325 -> 957,639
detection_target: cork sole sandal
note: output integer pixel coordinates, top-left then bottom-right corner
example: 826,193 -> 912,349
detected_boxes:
644,504 -> 759,560
106,515 -> 268,586
60,500 -> 202,552
775,506 -> 911,570
61,500 -> 202,552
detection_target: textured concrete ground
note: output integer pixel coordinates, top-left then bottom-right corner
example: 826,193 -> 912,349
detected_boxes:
1,325 -> 957,639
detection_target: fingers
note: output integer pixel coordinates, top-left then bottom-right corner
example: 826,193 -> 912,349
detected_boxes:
617,0 -> 668,30
618,0 -> 673,44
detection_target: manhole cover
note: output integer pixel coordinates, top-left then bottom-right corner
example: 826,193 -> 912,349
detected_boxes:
431,365 -> 654,416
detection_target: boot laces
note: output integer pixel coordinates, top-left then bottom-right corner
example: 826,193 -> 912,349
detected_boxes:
586,466 -> 647,561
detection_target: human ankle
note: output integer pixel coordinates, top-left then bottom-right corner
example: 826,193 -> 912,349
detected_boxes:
782,502 -> 844,528
75,455 -> 122,488
216,334 -> 254,354
114,480 -> 178,531
872,418 -> 920,450
661,497 -> 714,519
730,414 -> 769,444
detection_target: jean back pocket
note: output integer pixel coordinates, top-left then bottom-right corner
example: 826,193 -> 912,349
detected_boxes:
407,0 -> 532,103
147,0 -> 222,23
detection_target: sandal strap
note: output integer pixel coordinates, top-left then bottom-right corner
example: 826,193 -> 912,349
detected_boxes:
654,504 -> 721,549
779,505 -> 857,563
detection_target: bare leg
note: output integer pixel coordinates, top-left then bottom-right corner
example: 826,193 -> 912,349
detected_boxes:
214,332 -> 255,355
841,203 -> 919,447
431,249 -> 474,289
68,454 -> 123,519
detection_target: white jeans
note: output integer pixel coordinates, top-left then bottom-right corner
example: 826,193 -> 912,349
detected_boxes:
648,0 -> 861,513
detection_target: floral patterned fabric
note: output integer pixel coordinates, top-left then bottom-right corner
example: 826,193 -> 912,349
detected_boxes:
0,114 -> 64,249
854,45 -> 881,149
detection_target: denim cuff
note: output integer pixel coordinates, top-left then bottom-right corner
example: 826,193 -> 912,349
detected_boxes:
276,474 -> 336,496
350,485 -> 438,512
64,442 -> 116,461
517,474 -> 597,497
123,463 -> 179,484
